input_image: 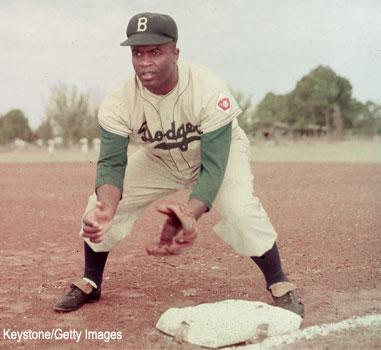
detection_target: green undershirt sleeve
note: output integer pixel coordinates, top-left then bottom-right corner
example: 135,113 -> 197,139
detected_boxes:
95,126 -> 129,193
190,122 -> 232,209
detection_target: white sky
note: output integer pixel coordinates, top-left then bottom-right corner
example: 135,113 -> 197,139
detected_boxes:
0,0 -> 380,128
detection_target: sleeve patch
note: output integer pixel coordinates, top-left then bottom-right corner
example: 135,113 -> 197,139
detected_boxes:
216,93 -> 232,113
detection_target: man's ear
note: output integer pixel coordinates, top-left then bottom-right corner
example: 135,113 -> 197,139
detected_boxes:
173,47 -> 180,60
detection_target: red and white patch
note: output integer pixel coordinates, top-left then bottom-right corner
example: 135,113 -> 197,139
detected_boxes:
216,93 -> 232,113
218,98 -> 231,111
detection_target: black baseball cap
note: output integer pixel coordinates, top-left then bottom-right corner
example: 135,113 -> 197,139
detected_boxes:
120,12 -> 178,46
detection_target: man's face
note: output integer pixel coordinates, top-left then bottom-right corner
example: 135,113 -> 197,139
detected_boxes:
131,42 -> 179,95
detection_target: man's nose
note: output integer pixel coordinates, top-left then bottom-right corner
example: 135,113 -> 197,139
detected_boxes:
139,54 -> 153,67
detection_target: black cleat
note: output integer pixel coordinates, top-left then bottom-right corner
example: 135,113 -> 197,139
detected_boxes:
269,281 -> 304,318
54,279 -> 101,312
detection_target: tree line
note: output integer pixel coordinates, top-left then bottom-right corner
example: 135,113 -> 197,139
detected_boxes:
0,65 -> 380,146
0,83 -> 99,146
238,65 -> 381,139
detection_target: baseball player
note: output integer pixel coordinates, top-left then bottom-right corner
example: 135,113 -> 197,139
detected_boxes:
54,12 -> 304,317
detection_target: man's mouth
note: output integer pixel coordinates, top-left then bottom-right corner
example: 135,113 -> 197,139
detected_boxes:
140,72 -> 155,81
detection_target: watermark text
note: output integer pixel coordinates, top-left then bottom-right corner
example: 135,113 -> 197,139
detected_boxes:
2,328 -> 123,343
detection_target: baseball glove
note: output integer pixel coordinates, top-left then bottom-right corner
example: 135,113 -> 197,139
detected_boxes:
146,202 -> 198,256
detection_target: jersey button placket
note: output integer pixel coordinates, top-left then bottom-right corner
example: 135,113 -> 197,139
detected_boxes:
158,101 -> 182,174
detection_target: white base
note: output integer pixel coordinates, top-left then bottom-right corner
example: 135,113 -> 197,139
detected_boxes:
156,299 -> 302,348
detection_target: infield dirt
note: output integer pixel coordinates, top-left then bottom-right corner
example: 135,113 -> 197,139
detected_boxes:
0,162 -> 380,349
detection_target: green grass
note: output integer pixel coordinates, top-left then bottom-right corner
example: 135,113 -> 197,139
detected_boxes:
0,141 -> 380,164
250,141 -> 381,163
0,149 -> 98,163
0,144 -> 140,163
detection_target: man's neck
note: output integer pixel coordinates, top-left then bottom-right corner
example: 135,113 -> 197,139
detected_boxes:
152,65 -> 179,96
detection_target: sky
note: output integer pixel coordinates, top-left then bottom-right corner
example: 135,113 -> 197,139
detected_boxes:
0,0 -> 380,129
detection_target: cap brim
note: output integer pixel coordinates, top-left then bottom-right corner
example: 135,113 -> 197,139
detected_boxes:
120,33 -> 174,46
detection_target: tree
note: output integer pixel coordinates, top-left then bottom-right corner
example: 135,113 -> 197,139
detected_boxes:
288,65 -> 353,139
254,92 -> 290,126
45,83 -> 93,146
331,74 -> 353,139
252,65 -> 358,139
0,109 -> 34,145
351,101 -> 381,136
231,89 -> 257,133
84,107 -> 100,142
35,118 -> 53,142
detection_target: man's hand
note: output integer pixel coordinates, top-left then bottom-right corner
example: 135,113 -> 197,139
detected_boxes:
146,201 -> 204,256
81,184 -> 121,243
158,207 -> 183,244
82,201 -> 113,243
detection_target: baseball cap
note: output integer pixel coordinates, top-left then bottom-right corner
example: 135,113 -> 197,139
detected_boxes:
120,12 -> 178,46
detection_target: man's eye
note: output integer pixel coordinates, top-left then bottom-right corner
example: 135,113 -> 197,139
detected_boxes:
132,51 -> 141,57
152,50 -> 161,56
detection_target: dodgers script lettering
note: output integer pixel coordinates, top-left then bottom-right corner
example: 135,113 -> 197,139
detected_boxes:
138,121 -> 202,151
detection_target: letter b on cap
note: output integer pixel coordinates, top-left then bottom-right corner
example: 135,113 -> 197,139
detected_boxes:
137,17 -> 148,32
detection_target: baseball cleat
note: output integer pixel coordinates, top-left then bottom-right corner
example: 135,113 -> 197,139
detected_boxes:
54,279 -> 101,312
269,281 -> 304,318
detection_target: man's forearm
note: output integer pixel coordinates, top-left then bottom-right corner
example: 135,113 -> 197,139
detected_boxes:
96,184 -> 122,217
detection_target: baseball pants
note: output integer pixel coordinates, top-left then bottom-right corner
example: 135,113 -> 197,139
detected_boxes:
81,127 -> 277,256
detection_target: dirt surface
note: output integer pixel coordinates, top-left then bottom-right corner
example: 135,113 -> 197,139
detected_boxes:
0,162 -> 380,349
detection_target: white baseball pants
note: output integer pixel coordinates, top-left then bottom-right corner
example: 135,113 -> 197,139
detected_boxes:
81,127 -> 277,256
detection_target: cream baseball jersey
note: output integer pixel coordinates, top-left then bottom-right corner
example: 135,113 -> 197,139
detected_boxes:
98,61 -> 242,178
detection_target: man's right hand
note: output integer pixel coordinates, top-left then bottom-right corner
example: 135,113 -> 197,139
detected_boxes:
82,201 -> 113,243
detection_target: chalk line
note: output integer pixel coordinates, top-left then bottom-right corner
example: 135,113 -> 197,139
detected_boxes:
227,313 -> 381,349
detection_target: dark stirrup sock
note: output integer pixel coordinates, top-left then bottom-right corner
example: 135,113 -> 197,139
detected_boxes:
250,242 -> 288,289
83,242 -> 109,288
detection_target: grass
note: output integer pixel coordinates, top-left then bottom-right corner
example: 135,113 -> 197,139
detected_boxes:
0,149 -> 99,163
250,140 -> 381,164
0,144 -> 140,164
0,141 -> 380,164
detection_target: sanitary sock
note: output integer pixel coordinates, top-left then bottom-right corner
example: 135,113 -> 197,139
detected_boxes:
83,242 -> 109,289
250,242 -> 288,289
